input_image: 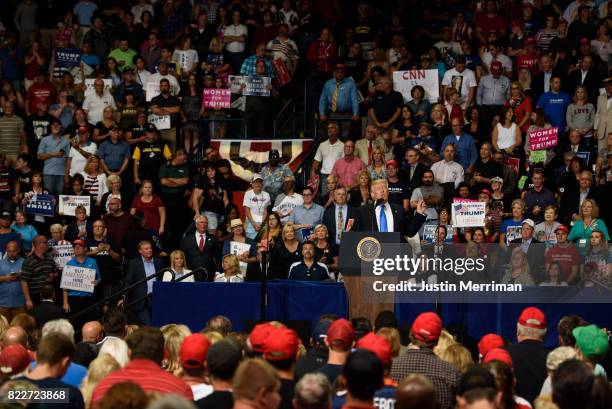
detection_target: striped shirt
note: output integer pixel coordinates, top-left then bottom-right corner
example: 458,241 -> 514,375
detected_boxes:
91,359 -> 193,406
0,115 -> 24,159
20,253 -> 57,297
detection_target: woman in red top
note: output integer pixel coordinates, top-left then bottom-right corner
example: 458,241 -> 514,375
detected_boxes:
23,42 -> 46,90
505,82 -> 532,134
306,27 -> 338,77
130,180 -> 166,235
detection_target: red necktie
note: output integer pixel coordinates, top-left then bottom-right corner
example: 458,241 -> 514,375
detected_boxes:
199,235 -> 205,252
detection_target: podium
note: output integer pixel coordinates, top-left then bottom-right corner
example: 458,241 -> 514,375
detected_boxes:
339,232 -> 401,322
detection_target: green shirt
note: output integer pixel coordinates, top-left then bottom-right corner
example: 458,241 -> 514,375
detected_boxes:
108,48 -> 138,71
158,163 -> 189,195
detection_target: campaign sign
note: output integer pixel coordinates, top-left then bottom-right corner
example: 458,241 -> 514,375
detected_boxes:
59,195 -> 91,216
229,241 -> 251,274
452,199 -> 486,228
148,114 -> 171,130
146,82 -> 161,102
84,78 -> 113,97
202,89 -> 231,109
243,76 -> 271,97
422,222 -> 454,243
393,69 -> 440,103
55,48 -> 82,68
175,50 -> 196,72
505,157 -> 520,177
528,128 -> 558,151
228,75 -> 245,94
272,59 -> 291,86
52,244 -> 74,269
61,265 -> 96,293
24,194 -> 54,217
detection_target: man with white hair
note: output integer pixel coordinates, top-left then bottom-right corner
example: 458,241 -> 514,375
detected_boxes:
34,319 -> 88,388
505,307 -> 549,403
293,373 -> 332,409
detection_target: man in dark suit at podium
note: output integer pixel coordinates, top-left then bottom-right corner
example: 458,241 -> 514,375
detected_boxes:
323,186 -> 357,246
354,179 -> 427,238
180,214 -> 218,281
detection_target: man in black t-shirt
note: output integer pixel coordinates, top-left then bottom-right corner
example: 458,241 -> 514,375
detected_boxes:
386,160 -> 409,211
150,79 -> 181,151
15,154 -> 33,201
132,124 -> 172,192
24,101 -> 54,169
0,153 -> 18,212
368,77 -> 404,130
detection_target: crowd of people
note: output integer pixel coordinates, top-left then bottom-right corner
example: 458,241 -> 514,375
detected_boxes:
0,0 -> 611,407
0,308 -> 611,409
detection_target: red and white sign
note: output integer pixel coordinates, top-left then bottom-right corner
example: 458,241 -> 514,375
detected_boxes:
528,127 -> 558,151
202,89 -> 231,109
272,59 -> 291,86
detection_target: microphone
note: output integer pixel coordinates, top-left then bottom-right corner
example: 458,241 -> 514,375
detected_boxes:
375,198 -> 385,208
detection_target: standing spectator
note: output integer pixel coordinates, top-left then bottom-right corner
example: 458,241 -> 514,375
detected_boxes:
390,312 -> 459,409
190,13 -> 217,62
66,127 -> 97,178
594,77 -> 612,153
195,340 -> 240,409
474,0 -> 507,44
224,10 -> 248,73
316,318 -> 354,385
20,235 -> 57,309
243,174 -> 271,240
566,56 -> 600,105
180,215 -> 218,280
149,61 -> 181,95
288,187 -> 325,241
307,28 -> 338,78
132,125 -> 172,190
499,199 -> 526,246
441,56 -> 477,110
506,82 -> 533,135
268,224 -> 303,279
505,307 -> 549,403
130,181 -> 166,236
340,350 -> 385,409
267,24 -> 299,76
410,170 -> 445,222
470,142 -> 503,193
318,64 -> 359,125
124,241 -> 164,325
0,102 -> 27,163
0,241 -> 26,321
537,76 -> 571,131
432,144 -> 466,196
535,15 -> 560,52
159,149 -> 190,248
261,150 -> 293,204
273,176 -> 303,224
559,170 -> 603,225
150,79 -> 181,151
567,6 -> 596,44
103,198 -> 134,251
243,59 -> 276,138
82,79 -> 116,126
481,42 -> 513,77
36,119 -> 70,196
492,107 -> 523,158
440,118 -> 478,173
108,39 -> 138,72
330,141 -> 365,190
322,187 -> 356,246
14,0 -> 38,49
368,77 -> 404,131
240,44 -> 276,77
521,172 -> 556,223
566,85 -> 596,153
477,61 -> 510,118
311,123 -> 345,196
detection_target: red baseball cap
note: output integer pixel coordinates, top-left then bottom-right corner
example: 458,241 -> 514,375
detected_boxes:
0,344 -> 31,376
483,347 -> 513,368
327,318 -> 355,349
478,334 -> 504,357
355,332 -> 392,366
263,327 -> 300,361
386,160 -> 398,168
579,38 -> 590,46
490,61 -> 503,75
411,312 -> 442,342
478,189 -> 492,198
78,126 -> 89,134
555,225 -> 570,234
72,239 -> 86,247
180,334 -> 211,369
518,307 -> 546,330
249,323 -> 276,352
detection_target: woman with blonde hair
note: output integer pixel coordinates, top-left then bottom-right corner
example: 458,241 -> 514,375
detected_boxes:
100,174 -> 123,214
439,343 -> 474,374
316,175 -> 339,208
214,254 -> 244,282
430,103 -> 452,141
348,169 -> 372,207
81,155 -> 108,206
269,224 -> 302,279
160,324 -> 192,375
163,250 -> 194,282
433,329 -> 457,357
313,224 -> 339,273
80,353 -> 121,408
505,81 -> 532,134
502,247 -> 535,286
367,147 -> 387,181
93,106 -> 118,143
376,327 -> 401,358
568,198 -> 610,253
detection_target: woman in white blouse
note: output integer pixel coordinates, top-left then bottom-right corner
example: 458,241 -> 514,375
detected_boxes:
214,254 -> 244,283
163,250 -> 194,282
492,106 -> 522,156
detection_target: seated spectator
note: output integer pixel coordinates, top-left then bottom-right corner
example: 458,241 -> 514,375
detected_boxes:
288,241 -> 333,281
367,148 -> 387,181
499,199 -> 527,247
568,199 -> 610,255
534,205 -> 563,246
163,250 -> 194,283
222,218 -> 256,267
501,246 -> 536,286
214,254 -> 244,283
540,262 -> 569,287
79,353 -> 121,407
583,230 -> 611,284
442,88 -> 463,125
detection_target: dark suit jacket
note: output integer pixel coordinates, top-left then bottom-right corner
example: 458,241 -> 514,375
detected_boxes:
509,238 -> 545,283
323,204 -> 357,243
30,300 -> 65,329
559,186 -> 603,226
565,68 -> 600,104
354,202 -> 426,238
125,256 -> 164,313
65,220 -> 94,242
399,162 -> 428,193
180,232 -> 218,281
531,69 -> 562,104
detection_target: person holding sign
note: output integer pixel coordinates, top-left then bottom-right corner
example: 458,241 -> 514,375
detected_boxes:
62,239 -> 100,330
